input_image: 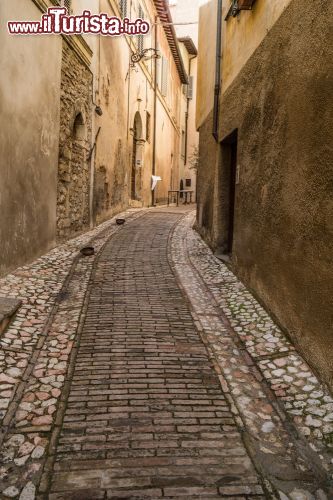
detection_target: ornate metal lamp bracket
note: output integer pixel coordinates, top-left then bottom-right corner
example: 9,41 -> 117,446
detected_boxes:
131,48 -> 160,67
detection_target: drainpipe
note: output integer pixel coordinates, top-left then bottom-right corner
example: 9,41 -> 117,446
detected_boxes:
151,14 -> 158,207
213,0 -> 223,141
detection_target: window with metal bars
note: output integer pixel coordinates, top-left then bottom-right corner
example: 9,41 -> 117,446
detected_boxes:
137,5 -> 144,53
119,0 -> 128,19
61,0 -> 72,11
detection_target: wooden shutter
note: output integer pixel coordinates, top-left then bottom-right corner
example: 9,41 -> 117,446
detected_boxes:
187,76 -> 194,99
161,57 -> 168,97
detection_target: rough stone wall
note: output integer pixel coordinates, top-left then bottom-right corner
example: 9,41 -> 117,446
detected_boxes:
57,39 -> 93,239
198,0 -> 333,387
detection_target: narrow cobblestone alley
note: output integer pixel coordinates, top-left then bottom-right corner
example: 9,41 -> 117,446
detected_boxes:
2,0 -> 332,498
1,210 -> 333,499
47,212 -> 264,499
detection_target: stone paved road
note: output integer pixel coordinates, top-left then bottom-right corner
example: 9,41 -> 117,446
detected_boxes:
1,208 -> 332,499
47,212 -> 264,499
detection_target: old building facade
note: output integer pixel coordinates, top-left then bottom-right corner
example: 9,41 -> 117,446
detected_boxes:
170,0 -> 202,201
196,0 -> 333,387
93,0 -> 188,222
1,0 -> 189,274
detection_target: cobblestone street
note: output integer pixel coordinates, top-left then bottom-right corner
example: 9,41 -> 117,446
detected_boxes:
0,209 -> 333,499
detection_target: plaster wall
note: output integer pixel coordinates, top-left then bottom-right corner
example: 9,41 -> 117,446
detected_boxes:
199,0 -> 333,387
221,0 -> 292,92
196,0 -> 217,129
0,0 -> 62,276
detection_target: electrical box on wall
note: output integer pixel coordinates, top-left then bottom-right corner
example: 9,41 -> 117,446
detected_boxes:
236,164 -> 241,185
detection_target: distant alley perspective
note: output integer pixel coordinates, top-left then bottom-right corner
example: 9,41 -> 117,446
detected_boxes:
0,0 -> 332,499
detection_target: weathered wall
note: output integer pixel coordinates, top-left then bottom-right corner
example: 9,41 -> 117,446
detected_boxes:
196,0 -> 217,129
221,0 -> 292,92
57,39 -> 93,239
202,0 -> 333,387
93,0 -> 183,220
178,42 -> 199,200
196,111 -> 219,246
0,0 -> 61,276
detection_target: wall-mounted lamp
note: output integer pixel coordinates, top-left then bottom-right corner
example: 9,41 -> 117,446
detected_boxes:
225,0 -> 257,20
95,106 -> 103,116
131,48 -> 160,67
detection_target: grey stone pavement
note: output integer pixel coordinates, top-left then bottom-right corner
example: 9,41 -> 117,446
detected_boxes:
0,207 -> 332,499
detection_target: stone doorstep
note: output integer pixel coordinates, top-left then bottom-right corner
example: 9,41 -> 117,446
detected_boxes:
0,297 -> 22,335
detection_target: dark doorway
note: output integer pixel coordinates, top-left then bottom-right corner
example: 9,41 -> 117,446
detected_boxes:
221,129 -> 238,255
131,112 -> 143,200
180,179 -> 184,199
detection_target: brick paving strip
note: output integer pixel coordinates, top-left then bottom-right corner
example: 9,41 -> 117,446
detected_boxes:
0,209 -> 332,499
39,211 -> 265,499
0,209 -> 148,499
170,211 -> 333,499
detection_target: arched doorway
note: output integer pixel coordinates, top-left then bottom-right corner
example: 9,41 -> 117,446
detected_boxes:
57,109 -> 89,238
131,112 -> 144,201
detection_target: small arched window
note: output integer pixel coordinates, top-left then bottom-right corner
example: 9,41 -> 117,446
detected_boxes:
73,113 -> 85,141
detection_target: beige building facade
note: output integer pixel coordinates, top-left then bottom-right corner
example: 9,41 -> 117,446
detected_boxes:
0,0 -> 187,275
169,0 -> 201,202
93,0 -> 187,220
196,0 -> 333,388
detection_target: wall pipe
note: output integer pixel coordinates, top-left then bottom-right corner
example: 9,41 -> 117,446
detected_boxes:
213,0 -> 223,141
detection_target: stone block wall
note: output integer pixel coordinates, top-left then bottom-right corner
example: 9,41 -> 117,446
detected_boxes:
57,39 -> 93,240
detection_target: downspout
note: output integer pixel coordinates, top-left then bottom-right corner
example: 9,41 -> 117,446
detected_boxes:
152,14 -> 158,207
213,0 -> 223,141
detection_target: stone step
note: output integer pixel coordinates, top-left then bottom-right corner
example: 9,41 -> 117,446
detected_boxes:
0,297 -> 21,335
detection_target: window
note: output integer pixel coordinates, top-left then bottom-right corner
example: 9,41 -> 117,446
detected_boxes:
181,130 -> 186,158
146,112 -> 151,142
156,43 -> 161,89
119,0 -> 127,19
186,179 -> 192,187
137,5 -> 144,52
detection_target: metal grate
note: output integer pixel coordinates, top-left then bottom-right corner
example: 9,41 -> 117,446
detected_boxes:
137,5 -> 145,53
62,0 -> 72,12
119,0 -> 127,19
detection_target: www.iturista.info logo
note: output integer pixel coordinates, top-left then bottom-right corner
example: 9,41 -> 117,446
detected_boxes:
7,7 -> 150,36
